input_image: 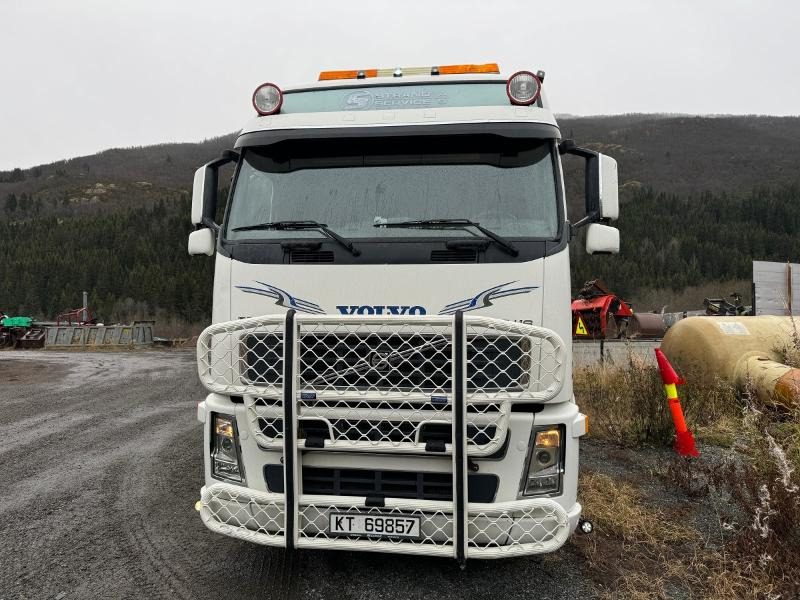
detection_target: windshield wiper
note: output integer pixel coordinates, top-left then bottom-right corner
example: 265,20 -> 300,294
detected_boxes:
232,220 -> 360,256
374,218 -> 519,257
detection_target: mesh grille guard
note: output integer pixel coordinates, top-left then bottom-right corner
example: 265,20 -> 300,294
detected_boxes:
197,314 -> 565,401
197,314 -> 565,456
197,312 -> 569,563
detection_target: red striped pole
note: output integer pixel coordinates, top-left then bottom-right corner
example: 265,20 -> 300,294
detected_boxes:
655,349 -> 699,458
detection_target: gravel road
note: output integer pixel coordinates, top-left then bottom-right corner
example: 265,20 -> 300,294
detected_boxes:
0,350 -> 596,600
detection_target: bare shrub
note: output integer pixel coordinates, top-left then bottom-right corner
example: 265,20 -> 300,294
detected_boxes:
778,315 -> 800,368
576,352 -> 798,598
663,394 -> 800,599
574,357 -> 671,447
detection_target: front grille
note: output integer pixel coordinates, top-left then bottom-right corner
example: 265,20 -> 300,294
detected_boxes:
243,332 -> 526,392
264,465 -> 498,502
430,249 -> 478,263
291,250 -> 334,263
241,333 -> 283,385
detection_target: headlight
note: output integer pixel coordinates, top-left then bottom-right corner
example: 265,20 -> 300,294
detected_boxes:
521,426 -> 564,496
211,413 -> 245,483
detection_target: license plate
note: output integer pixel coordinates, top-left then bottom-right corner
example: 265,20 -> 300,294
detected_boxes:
328,512 -> 421,539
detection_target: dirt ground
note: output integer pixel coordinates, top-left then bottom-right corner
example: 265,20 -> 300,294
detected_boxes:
0,349 -> 704,600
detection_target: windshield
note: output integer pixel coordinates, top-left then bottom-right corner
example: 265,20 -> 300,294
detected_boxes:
225,135 -> 560,242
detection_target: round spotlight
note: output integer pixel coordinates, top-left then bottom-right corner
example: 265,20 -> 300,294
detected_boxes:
252,83 -> 283,115
536,450 -> 552,465
506,71 -> 542,106
579,519 -> 594,534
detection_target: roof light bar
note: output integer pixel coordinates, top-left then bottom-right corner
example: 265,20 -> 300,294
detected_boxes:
318,63 -> 500,81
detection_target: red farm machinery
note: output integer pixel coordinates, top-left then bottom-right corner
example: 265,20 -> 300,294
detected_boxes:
571,280 -> 666,340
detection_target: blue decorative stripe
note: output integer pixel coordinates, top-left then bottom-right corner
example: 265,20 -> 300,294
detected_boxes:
438,281 -> 538,315
236,281 -> 326,315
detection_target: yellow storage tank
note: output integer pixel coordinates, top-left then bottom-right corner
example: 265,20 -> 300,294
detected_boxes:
661,316 -> 800,406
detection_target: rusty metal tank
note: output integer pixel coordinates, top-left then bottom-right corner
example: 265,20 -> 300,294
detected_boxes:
627,313 -> 667,339
661,316 -> 800,406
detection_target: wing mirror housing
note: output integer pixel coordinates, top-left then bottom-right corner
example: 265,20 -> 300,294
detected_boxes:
585,223 -> 619,255
559,140 -> 619,228
190,150 -> 239,230
188,228 -> 216,256
189,150 -> 238,257
598,153 -> 619,220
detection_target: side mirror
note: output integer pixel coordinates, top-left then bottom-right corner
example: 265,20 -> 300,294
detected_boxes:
585,223 -> 619,255
191,150 -> 239,229
188,228 -> 216,256
598,154 -> 618,220
559,140 -> 619,227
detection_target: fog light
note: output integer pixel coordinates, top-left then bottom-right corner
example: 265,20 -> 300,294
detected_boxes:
579,519 -> 594,534
526,474 -> 559,491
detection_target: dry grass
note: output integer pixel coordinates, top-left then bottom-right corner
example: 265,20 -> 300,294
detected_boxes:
578,456 -> 799,599
576,472 -> 700,599
580,472 -> 696,546
574,355 -> 739,448
779,316 -> 800,368
574,357 -> 671,447
574,359 -> 799,599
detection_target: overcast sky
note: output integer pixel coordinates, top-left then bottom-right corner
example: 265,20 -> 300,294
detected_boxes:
1,0 -> 798,170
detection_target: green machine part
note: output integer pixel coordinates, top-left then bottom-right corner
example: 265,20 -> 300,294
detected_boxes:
1,316 -> 33,328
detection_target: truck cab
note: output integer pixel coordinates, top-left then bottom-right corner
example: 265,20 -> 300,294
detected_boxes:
190,63 -> 619,563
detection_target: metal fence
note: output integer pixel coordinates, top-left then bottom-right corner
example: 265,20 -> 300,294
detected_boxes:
754,260 -> 799,316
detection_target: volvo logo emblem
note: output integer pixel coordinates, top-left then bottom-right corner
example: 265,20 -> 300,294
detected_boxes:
369,351 -> 392,371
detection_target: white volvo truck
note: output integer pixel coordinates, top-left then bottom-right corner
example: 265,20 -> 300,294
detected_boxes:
189,63 -> 619,564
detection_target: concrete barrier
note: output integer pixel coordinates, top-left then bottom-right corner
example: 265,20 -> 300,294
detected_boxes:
44,321 -> 154,348
573,340 -> 660,368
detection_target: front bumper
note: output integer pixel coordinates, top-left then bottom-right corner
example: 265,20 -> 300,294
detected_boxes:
199,482 -> 580,559
196,312 -> 582,561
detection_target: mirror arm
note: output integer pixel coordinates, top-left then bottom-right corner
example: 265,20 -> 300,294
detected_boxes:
559,138 -> 603,228
202,217 -> 220,233
212,149 -> 239,167
570,210 -> 602,238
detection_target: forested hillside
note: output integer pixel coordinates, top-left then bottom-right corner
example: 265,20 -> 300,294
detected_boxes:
1,115 -> 798,331
570,184 -> 800,302
559,114 -> 800,197
0,197 -> 211,326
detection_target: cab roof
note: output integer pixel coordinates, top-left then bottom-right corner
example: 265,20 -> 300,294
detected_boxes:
239,68 -> 560,143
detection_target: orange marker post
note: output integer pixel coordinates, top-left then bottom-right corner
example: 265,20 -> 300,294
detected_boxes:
654,349 -> 699,458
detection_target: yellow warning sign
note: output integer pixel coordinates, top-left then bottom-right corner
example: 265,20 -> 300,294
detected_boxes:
575,316 -> 589,336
